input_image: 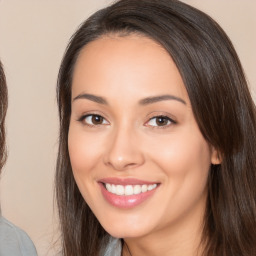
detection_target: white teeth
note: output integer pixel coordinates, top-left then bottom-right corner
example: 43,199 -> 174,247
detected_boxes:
116,185 -> 124,195
106,183 -> 112,191
148,184 -> 157,191
105,183 -> 158,196
141,184 -> 147,192
125,185 -> 133,195
111,184 -> 116,194
134,185 -> 142,194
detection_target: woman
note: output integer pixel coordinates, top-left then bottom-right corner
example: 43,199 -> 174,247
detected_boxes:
0,61 -> 37,255
55,0 -> 256,255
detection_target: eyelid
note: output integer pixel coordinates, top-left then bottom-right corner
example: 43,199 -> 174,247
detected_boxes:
76,110 -> 109,121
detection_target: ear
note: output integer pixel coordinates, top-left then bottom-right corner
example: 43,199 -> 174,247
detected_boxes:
211,147 -> 222,165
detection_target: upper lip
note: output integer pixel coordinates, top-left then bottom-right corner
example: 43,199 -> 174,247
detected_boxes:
99,177 -> 159,186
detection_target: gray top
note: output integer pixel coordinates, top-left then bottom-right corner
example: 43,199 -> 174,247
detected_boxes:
0,216 -> 37,256
101,237 -> 121,256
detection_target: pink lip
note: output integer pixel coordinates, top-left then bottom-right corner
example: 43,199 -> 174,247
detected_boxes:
98,178 -> 159,209
99,177 -> 157,185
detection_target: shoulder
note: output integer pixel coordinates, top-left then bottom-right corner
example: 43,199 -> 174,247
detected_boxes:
0,216 -> 37,256
100,236 -> 122,256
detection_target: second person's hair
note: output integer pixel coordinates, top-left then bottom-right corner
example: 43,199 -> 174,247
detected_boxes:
0,60 -> 8,172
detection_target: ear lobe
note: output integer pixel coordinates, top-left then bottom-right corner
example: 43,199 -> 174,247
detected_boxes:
211,148 -> 222,165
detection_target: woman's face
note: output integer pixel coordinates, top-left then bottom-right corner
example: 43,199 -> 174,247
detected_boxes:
68,34 -> 219,239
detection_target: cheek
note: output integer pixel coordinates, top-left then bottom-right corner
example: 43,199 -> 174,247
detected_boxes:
145,128 -> 211,192
68,126 -> 103,175
146,131 -> 211,169
147,132 -> 211,219
68,125 -> 106,206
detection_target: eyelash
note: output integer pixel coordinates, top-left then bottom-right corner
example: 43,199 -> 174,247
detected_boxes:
77,114 -> 176,128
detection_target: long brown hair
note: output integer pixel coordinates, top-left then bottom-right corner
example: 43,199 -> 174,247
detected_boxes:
0,60 -> 8,172
55,0 -> 256,255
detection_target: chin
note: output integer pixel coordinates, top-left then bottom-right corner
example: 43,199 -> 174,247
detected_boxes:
100,219 -> 153,239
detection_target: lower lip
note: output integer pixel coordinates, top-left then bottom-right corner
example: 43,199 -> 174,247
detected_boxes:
99,183 -> 158,209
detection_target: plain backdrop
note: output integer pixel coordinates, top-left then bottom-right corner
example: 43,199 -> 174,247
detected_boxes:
0,1 -> 255,255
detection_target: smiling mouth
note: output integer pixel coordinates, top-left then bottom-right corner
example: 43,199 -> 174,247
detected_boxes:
99,179 -> 160,208
104,183 -> 158,196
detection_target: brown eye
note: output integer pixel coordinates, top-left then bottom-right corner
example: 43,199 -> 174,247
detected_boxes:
83,114 -> 108,125
155,117 -> 169,126
147,116 -> 173,127
91,115 -> 103,124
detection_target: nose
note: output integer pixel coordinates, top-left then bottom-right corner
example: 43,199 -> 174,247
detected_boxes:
103,126 -> 145,171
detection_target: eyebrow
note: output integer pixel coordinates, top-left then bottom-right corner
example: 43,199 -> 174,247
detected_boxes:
73,93 -> 186,105
73,93 -> 108,104
139,95 -> 186,105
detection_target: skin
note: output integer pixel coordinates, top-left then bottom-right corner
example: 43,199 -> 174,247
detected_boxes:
68,34 -> 220,256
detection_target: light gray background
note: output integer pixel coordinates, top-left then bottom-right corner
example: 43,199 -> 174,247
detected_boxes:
0,1 -> 255,255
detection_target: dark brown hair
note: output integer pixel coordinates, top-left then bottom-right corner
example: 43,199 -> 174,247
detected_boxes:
55,0 -> 256,255
0,60 -> 8,172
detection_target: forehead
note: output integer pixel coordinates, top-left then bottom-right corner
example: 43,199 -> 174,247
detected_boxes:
74,34 -> 174,74
72,34 -> 188,101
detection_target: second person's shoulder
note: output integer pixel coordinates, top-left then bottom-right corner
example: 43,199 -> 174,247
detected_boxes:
0,216 -> 37,256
